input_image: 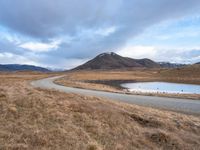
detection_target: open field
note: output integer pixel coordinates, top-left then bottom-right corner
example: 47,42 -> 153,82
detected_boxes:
0,72 -> 200,149
56,68 -> 200,100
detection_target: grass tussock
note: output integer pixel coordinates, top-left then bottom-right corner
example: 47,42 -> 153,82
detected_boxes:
0,73 -> 200,149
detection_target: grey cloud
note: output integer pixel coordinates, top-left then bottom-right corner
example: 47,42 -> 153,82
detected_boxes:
0,39 -> 23,55
0,0 -> 200,68
1,0 -> 200,38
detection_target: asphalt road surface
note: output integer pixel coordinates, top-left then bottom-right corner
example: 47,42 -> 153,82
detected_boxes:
31,76 -> 200,115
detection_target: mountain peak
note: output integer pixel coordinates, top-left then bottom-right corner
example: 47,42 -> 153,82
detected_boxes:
97,52 -> 117,57
72,52 -> 160,70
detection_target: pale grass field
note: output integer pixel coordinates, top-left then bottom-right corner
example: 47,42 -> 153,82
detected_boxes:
56,69 -> 200,99
56,70 -> 160,92
0,72 -> 200,149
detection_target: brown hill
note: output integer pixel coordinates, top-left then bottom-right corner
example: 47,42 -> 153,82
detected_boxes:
72,52 -> 160,70
160,64 -> 200,78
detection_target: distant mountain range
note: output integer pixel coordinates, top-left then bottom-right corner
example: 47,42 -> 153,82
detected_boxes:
158,62 -> 186,68
0,64 -> 50,72
72,52 -> 160,70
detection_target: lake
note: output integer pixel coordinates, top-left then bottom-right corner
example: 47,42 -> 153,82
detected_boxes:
121,82 -> 200,94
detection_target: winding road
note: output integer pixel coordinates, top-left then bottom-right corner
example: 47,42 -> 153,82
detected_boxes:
31,76 -> 200,115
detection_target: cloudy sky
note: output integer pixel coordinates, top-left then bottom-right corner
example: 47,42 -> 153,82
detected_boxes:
0,0 -> 200,69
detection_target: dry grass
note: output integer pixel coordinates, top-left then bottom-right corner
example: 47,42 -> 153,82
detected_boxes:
56,69 -> 200,99
0,72 -> 200,149
56,70 -> 159,92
